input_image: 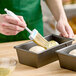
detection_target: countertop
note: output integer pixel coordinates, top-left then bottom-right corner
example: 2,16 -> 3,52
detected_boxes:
0,36 -> 76,76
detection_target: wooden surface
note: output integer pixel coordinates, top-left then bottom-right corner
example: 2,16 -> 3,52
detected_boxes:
0,36 -> 76,76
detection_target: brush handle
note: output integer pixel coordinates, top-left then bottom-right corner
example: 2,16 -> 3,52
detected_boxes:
4,8 -> 32,34
25,27 -> 32,34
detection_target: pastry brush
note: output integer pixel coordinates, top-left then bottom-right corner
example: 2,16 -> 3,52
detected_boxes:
4,8 -> 49,49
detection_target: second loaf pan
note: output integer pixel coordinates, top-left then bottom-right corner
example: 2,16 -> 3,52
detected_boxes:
14,34 -> 73,68
56,43 -> 76,71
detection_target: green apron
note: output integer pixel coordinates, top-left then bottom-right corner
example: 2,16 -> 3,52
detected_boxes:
0,0 -> 43,43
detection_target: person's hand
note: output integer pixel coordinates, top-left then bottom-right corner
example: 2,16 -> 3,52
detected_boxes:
56,17 -> 74,38
0,14 -> 26,35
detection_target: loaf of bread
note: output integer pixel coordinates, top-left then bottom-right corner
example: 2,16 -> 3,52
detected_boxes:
69,49 -> 76,56
48,40 -> 59,48
29,40 -> 59,54
29,46 -> 45,54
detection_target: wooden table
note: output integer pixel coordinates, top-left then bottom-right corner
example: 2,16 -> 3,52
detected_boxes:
0,36 -> 76,76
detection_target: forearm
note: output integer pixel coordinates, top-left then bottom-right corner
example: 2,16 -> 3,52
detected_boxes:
45,0 -> 67,21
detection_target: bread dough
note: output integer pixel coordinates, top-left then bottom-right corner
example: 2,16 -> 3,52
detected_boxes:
48,40 -> 59,48
29,40 -> 59,53
29,46 -> 45,54
69,49 -> 76,56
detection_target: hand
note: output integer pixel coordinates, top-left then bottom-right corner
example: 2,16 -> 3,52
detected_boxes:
0,14 -> 26,35
56,17 -> 74,38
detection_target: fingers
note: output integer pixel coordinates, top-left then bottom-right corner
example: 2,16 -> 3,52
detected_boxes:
65,25 -> 74,38
18,16 -> 25,23
61,26 -> 68,37
57,24 -> 68,37
4,15 -> 26,28
57,22 -> 74,38
2,23 -> 24,31
59,33 -> 63,36
18,16 -> 27,28
1,28 -> 19,35
0,22 -> 23,36
0,14 -> 26,36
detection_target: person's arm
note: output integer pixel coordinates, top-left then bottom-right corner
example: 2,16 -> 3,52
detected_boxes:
45,0 -> 74,38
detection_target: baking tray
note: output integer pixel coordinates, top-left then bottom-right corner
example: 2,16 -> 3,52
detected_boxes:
14,34 -> 73,68
56,43 -> 76,71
